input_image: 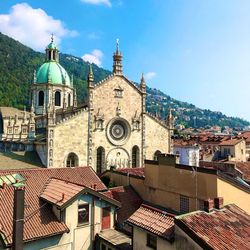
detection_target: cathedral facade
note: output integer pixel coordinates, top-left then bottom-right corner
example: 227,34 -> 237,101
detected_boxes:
0,38 -> 174,173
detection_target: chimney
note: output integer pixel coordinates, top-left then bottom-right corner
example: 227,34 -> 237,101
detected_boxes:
60,193 -> 65,202
93,183 -> 97,190
214,197 -> 223,209
12,187 -> 25,250
204,199 -> 214,212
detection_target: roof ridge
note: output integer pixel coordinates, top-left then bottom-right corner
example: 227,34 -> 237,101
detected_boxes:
141,203 -> 175,217
55,107 -> 88,126
145,111 -> 167,128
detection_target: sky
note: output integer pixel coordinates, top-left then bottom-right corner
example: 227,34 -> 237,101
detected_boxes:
0,0 -> 250,121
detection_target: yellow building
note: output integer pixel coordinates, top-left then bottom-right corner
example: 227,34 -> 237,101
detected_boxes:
219,138 -> 246,162
105,154 -> 250,214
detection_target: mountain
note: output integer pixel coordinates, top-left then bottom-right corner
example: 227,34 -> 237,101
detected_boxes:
0,32 -> 249,129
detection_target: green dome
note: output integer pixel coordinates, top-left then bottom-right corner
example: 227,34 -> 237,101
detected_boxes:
36,61 -> 71,86
47,42 -> 57,50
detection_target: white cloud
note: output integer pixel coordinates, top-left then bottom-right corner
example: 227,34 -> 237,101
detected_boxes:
81,0 -> 112,7
82,49 -> 103,66
0,3 -> 78,51
144,72 -> 157,81
87,32 -> 101,40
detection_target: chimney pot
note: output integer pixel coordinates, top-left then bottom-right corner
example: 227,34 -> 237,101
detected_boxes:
204,199 -> 214,212
214,197 -> 223,209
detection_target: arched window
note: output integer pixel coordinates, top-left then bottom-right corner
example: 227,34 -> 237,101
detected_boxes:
68,93 -> 71,107
132,146 -> 140,168
154,150 -> 162,161
0,114 -> 3,134
66,153 -> 79,167
55,91 -> 61,106
96,147 -> 105,175
38,91 -> 44,106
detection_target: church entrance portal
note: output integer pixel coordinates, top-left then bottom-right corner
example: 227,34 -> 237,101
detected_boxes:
106,148 -> 130,169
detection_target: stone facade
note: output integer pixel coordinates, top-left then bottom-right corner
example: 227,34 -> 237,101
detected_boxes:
0,39 -> 173,171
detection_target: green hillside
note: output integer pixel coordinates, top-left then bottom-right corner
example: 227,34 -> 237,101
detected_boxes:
0,32 -> 249,129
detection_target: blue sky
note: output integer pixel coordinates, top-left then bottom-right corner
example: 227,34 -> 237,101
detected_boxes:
0,0 -> 250,121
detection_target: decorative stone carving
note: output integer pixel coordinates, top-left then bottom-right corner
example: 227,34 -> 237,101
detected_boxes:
116,102 -> 121,116
94,108 -> 104,131
132,111 -> 141,131
114,85 -> 123,98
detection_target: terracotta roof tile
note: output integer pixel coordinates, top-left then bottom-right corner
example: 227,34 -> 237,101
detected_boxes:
219,138 -> 243,146
233,162 -> 250,182
127,204 -> 174,240
114,168 -> 145,178
40,178 -> 84,207
175,204 -> 250,250
0,167 -> 107,246
105,186 -> 142,227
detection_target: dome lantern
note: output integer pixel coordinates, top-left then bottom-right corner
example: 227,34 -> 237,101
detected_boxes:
45,34 -> 59,62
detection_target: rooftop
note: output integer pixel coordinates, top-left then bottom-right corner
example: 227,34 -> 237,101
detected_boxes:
175,204 -> 250,250
98,229 -> 131,250
219,138 -> 244,146
0,167 -> 107,246
113,167 -> 145,178
127,203 -> 174,241
40,178 -> 84,207
104,186 -> 142,232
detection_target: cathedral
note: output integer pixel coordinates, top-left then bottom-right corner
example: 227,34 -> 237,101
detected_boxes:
0,37 -> 174,173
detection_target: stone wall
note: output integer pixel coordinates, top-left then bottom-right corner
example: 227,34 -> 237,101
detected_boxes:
51,110 -> 88,168
145,114 -> 169,160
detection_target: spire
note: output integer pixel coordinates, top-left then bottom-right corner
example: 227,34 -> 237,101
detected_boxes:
33,70 -> 37,84
113,39 -> 123,75
88,64 -> 94,88
140,73 -> 146,93
166,108 -> 174,129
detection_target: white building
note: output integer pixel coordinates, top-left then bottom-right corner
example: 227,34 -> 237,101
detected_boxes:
174,145 -> 199,166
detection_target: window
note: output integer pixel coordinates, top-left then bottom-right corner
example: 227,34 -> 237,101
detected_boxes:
154,150 -> 161,161
78,203 -> 89,225
96,147 -> 105,174
180,195 -> 189,213
38,91 -> 44,106
66,153 -> 79,167
55,91 -> 61,106
147,233 -> 157,249
68,93 -> 71,107
22,127 -> 27,134
199,199 -> 204,210
0,115 -> 3,134
224,148 -> 230,156
132,146 -> 140,168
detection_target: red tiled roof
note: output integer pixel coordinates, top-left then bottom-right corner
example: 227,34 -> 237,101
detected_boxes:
127,204 -> 174,240
175,204 -> 250,250
104,186 -> 142,229
40,178 -> 84,207
241,131 -> 250,143
0,167 -> 107,246
234,162 -> 250,182
114,168 -> 145,178
219,138 -> 243,146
